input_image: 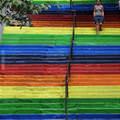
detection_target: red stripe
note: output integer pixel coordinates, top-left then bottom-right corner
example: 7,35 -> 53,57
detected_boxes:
0,64 -> 120,75
29,14 -> 120,21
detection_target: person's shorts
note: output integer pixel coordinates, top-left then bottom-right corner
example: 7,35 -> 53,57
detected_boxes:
94,16 -> 104,24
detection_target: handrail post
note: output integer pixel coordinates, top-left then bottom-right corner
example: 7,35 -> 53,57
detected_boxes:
65,10 -> 76,120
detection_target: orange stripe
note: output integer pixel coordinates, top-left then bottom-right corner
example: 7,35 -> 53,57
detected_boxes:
0,74 -> 120,86
32,21 -> 72,27
71,74 -> 120,85
32,21 -> 120,27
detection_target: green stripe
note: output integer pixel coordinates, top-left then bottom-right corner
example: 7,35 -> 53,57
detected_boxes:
32,0 -> 117,4
72,0 -> 117,4
0,98 -> 120,103
1,34 -> 71,45
75,35 -> 120,45
2,34 -> 71,39
1,34 -> 120,45
33,1 -> 69,4
0,99 -> 119,114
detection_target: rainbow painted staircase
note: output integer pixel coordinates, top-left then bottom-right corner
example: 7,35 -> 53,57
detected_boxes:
0,0 -> 120,120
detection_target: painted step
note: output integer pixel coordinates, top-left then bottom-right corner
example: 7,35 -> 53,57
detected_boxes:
1,35 -> 120,45
1,64 -> 120,74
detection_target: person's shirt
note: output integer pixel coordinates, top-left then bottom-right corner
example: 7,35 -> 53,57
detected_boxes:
94,4 -> 104,16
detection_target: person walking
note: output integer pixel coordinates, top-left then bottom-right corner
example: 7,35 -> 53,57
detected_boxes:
93,0 -> 104,34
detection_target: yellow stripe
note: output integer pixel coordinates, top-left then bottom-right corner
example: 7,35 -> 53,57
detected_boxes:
76,28 -> 120,35
0,86 -> 120,98
4,27 -> 72,35
3,27 -> 120,35
69,86 -> 120,98
0,86 -> 65,98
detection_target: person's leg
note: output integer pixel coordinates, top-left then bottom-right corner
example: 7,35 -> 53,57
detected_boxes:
99,23 -> 102,31
94,16 -> 100,34
99,16 -> 104,31
96,23 -> 100,34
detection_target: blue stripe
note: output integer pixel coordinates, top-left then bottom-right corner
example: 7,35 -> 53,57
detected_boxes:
0,60 -> 120,64
1,46 -> 120,55
1,51 -> 120,55
1,45 -> 120,49
1,55 -> 120,64
0,114 -> 120,120
42,4 -> 118,12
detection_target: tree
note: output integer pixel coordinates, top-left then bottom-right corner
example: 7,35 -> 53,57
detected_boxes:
0,0 -> 50,40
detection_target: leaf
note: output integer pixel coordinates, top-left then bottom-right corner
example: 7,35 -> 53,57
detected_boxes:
0,0 -> 51,25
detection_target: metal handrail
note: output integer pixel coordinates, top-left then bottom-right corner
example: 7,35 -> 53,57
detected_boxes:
65,10 -> 76,120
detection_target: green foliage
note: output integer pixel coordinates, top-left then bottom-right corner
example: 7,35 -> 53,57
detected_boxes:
0,0 -> 50,25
